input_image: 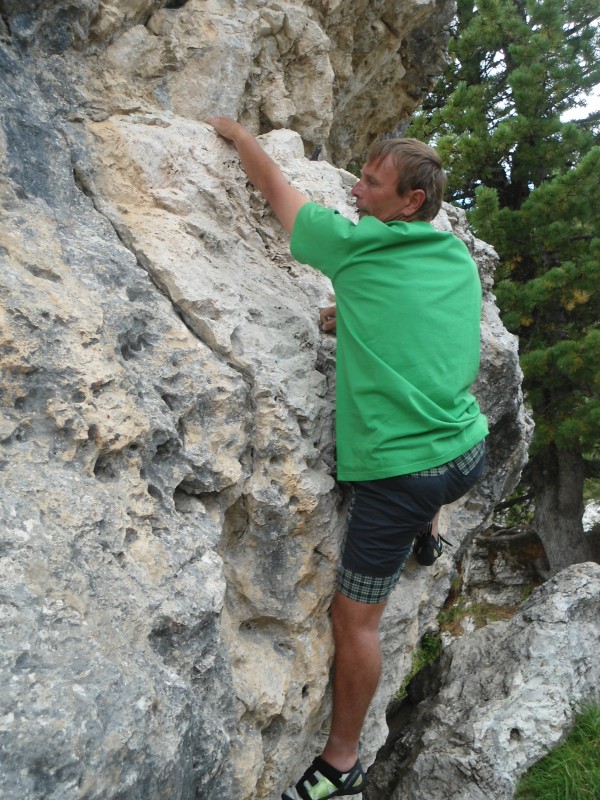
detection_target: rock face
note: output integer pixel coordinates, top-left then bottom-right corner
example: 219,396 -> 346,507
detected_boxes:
365,563 -> 600,800
0,0 -> 452,165
0,3 -> 532,800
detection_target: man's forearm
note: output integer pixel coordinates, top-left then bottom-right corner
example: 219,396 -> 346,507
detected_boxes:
208,117 -> 309,234
224,125 -> 284,204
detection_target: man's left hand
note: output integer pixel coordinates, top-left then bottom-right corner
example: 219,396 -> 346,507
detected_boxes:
320,305 -> 337,332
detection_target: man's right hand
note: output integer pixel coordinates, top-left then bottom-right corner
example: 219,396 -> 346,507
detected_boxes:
206,116 -> 309,235
320,305 -> 337,332
207,117 -> 245,143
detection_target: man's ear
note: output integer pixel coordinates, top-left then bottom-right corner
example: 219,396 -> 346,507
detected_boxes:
403,188 -> 426,217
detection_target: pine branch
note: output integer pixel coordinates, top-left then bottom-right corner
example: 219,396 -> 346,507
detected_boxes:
494,492 -> 535,512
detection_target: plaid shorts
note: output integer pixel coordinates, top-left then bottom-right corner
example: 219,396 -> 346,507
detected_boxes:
338,560 -> 410,605
337,440 -> 486,604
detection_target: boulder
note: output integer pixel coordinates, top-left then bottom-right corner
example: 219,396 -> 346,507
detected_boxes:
365,563 -> 600,800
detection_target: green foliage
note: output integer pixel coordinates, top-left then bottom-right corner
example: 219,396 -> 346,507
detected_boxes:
515,704 -> 600,799
494,483 -> 535,527
584,479 -> 600,504
416,630 -> 443,665
396,632 -> 442,700
475,147 -> 600,455
411,0 -> 600,209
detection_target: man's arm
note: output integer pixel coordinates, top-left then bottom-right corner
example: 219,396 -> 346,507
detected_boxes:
207,117 -> 309,235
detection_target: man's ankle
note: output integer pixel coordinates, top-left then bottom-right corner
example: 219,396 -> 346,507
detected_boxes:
320,744 -> 359,773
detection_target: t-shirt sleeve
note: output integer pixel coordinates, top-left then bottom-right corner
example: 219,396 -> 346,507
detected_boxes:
290,202 -> 358,279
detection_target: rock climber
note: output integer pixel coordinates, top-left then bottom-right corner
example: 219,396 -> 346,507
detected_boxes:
208,116 -> 488,800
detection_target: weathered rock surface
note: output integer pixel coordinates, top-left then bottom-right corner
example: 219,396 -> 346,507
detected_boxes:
0,0 -> 452,165
462,526 -> 551,610
0,2 -> 535,799
365,563 -> 600,800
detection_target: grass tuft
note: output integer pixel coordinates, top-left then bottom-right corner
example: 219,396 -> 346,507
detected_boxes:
515,704 -> 600,800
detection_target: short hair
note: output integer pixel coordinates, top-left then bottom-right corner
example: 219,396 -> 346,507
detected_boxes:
366,138 -> 446,221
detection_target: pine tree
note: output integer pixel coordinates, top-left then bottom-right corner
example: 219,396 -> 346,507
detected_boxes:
410,0 -> 600,572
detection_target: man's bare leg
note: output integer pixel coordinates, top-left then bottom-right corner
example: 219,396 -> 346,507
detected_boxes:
321,591 -> 387,771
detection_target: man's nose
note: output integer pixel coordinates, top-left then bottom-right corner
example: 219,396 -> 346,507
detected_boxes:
351,181 -> 362,197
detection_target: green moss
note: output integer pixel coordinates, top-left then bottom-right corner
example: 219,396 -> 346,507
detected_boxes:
520,583 -> 537,602
437,600 -> 517,637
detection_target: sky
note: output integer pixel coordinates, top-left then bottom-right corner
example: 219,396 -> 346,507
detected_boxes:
561,84 -> 600,121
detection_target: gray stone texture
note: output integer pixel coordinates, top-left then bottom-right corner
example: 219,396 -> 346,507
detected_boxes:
366,563 -> 600,800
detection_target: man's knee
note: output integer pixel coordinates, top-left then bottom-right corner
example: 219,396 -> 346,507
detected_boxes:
330,590 -> 386,639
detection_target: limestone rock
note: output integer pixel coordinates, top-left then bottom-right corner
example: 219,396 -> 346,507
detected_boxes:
2,0 -> 452,164
365,563 -> 600,800
0,3 -> 532,800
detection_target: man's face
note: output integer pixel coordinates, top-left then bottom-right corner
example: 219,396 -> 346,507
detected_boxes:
351,155 -> 415,222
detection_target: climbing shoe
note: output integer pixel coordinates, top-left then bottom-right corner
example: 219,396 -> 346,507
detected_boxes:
281,756 -> 365,799
413,522 -> 452,566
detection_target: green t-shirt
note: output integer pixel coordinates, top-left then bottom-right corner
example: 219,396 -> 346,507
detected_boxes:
290,202 -> 488,481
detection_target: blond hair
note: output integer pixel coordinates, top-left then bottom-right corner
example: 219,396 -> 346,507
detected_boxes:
367,138 -> 446,221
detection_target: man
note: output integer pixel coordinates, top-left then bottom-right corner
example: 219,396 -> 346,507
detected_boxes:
208,117 -> 488,800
